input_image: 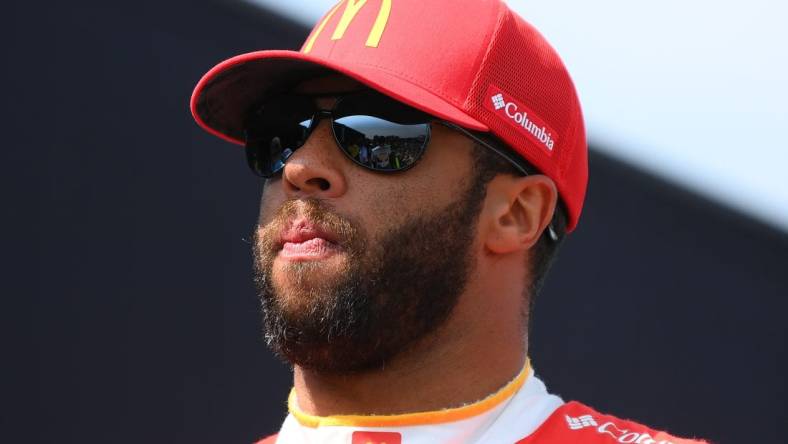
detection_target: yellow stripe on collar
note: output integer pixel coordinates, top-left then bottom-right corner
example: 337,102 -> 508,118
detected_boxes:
289,358 -> 531,428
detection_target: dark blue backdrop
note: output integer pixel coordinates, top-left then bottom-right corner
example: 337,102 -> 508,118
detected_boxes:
4,1 -> 786,443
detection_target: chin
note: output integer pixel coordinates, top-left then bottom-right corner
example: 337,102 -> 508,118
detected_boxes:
271,263 -> 344,302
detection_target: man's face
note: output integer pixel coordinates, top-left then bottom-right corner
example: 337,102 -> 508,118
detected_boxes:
252,86 -> 487,374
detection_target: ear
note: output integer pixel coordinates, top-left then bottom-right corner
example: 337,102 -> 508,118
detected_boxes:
481,174 -> 558,255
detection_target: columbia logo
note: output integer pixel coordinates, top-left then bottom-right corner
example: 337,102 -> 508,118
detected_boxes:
491,93 -> 505,110
565,414 -> 598,430
484,85 -> 558,153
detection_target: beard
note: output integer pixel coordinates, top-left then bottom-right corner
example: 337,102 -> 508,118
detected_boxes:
253,182 -> 486,374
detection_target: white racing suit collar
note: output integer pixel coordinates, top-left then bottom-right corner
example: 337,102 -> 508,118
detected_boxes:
275,359 -> 564,444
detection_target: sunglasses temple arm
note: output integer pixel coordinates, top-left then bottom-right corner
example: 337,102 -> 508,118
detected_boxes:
437,121 -> 531,176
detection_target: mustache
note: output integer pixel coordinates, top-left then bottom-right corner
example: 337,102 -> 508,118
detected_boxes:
255,198 -> 362,254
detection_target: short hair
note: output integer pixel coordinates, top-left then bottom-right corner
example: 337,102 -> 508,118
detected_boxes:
469,142 -> 568,312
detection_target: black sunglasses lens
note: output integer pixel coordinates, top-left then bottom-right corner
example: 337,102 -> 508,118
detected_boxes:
333,93 -> 431,172
245,94 -> 314,176
246,120 -> 311,176
333,115 -> 429,171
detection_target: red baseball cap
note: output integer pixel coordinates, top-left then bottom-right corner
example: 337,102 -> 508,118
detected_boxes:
191,0 -> 587,231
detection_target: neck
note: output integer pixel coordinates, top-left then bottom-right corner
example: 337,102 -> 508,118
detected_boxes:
291,285 -> 527,416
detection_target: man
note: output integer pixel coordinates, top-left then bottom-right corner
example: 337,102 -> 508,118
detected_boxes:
190,0 -> 707,443
358,143 -> 369,165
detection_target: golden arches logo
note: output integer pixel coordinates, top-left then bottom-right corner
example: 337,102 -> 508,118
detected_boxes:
303,0 -> 392,53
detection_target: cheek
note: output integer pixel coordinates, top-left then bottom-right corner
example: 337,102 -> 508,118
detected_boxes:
347,150 -> 473,233
349,179 -> 434,238
258,179 -> 284,225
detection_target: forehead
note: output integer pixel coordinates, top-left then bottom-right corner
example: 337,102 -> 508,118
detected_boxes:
292,74 -> 369,109
293,74 -> 367,95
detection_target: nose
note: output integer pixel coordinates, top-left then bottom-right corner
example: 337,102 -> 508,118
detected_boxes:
280,119 -> 348,198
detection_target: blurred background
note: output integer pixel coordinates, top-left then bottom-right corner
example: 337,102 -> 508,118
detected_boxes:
3,0 -> 786,443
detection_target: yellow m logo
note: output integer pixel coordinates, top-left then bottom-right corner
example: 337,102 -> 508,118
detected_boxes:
303,0 -> 392,53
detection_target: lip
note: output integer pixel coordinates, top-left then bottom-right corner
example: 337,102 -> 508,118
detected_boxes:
277,219 -> 340,261
279,218 -> 339,244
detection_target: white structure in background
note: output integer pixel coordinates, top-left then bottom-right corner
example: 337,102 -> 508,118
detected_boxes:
245,0 -> 788,232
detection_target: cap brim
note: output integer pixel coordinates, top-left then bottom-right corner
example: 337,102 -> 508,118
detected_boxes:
190,49 -> 488,146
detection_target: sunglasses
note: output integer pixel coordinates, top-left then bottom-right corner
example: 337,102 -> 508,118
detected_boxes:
244,90 -> 530,175
244,90 -> 438,178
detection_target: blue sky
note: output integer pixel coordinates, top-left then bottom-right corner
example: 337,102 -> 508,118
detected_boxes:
245,0 -> 788,232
